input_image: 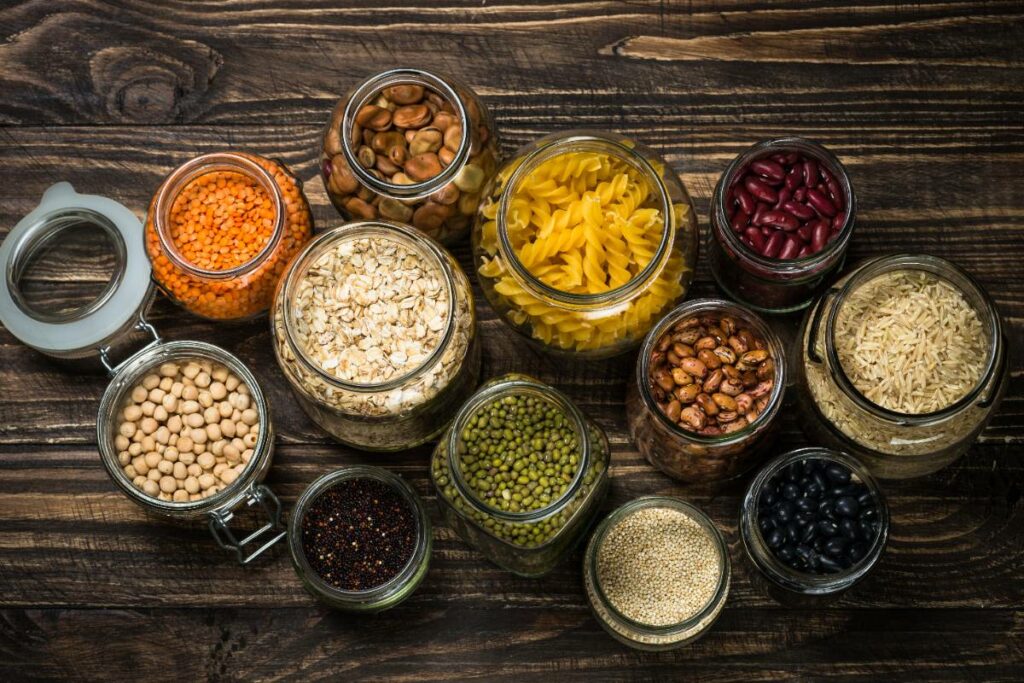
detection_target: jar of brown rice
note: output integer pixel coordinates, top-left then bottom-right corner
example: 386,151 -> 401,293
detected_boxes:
795,253 -> 1007,479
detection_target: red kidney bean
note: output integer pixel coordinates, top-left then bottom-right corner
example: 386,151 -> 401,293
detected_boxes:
784,164 -> 802,191
761,210 -> 799,231
832,212 -> 846,232
745,176 -> 778,203
797,223 -> 813,242
763,230 -> 786,258
826,177 -> 844,210
771,153 -> 788,164
774,186 -> 791,209
744,226 -> 766,253
751,202 -> 769,226
797,245 -> 811,258
806,188 -> 837,217
782,200 -> 816,221
777,236 -> 802,260
735,186 -> 757,215
751,159 -> 785,182
793,186 -> 807,202
811,219 -> 830,251
730,210 -> 749,233
802,159 -> 818,187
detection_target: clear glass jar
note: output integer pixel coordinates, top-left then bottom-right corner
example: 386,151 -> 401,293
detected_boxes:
271,220 -> 480,451
583,497 -> 731,650
709,138 -> 856,313
321,67 -> 499,244
740,448 -> 889,605
288,465 -> 432,612
145,151 -> 314,321
626,299 -> 787,483
472,130 -> 699,359
0,182 -> 286,564
797,254 -> 1008,479
430,374 -> 610,577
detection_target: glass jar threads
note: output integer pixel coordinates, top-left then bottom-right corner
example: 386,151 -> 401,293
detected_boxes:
797,254 -> 1007,479
583,497 -> 730,650
472,130 -> 699,359
271,220 -> 480,451
145,151 -> 314,321
740,448 -> 888,604
709,138 -> 856,313
626,299 -> 786,483
430,374 -> 611,577
288,466 -> 432,612
321,68 -> 499,244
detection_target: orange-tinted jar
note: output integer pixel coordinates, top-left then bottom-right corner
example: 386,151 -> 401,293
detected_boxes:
145,152 -> 313,321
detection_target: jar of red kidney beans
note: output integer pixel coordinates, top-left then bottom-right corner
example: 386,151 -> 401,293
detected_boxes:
709,138 -> 856,314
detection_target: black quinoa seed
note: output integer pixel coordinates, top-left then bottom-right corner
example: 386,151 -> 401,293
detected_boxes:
301,477 -> 416,591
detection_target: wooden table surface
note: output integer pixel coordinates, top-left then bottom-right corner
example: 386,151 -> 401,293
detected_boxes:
2,1 -> 1023,680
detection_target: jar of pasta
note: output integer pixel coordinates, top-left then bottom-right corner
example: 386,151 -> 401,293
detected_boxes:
271,220 -> 480,451
431,374 -> 611,577
145,151 -> 314,321
472,130 -> 698,359
321,68 -> 499,245
796,254 -> 1008,479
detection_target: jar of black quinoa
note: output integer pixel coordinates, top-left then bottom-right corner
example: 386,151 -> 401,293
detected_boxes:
288,465 -> 432,612
739,448 -> 888,605
430,374 -> 611,577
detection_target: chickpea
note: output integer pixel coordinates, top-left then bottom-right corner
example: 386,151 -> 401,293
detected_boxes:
158,492 -> 172,502
132,475 -> 147,488
143,480 -> 160,496
186,413 -> 204,429
237,384 -> 250,396
183,363 -> 200,380
182,385 -> 199,401
220,419 -> 236,438
159,476 -> 176,493
140,417 -> 158,435
213,463 -> 228,477
119,421 -> 136,438
159,362 -> 179,378
235,422 -> 249,437
189,494 -> 201,502
115,434 -> 130,451
153,405 -> 168,422
148,469 -> 161,482
128,442 -> 143,457
118,451 -> 131,466
178,436 -> 194,453
161,394 -> 178,412
184,476 -> 200,494
167,415 -> 182,433
148,387 -> 166,403
210,439 -> 226,457
181,400 -> 199,415
220,468 -> 239,486
157,460 -> 173,475
172,462 -> 187,480
218,402 -> 233,419
198,473 -> 216,490
212,366 -> 229,382
132,456 -> 149,475
172,489 -> 189,502
140,401 -> 155,417
144,452 -> 161,469
223,444 -> 240,463
210,382 -> 227,400
178,451 -> 195,466
170,381 -> 184,398
206,424 -> 222,442
231,393 -> 251,411
187,463 -> 202,477
123,405 -> 142,422
241,449 -> 253,464
225,375 -> 240,391
155,426 -> 171,445
191,428 -> 208,445
198,392 -> 214,409
241,408 -> 258,426
202,406 -> 218,424
231,437 -> 246,453
243,432 -> 258,449
158,376 -> 173,392
195,371 -> 211,388
197,452 -> 216,470
125,465 -> 138,479
131,386 -> 148,403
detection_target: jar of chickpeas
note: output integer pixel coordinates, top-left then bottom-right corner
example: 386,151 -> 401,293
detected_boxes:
0,182 -> 286,564
471,130 -> 699,359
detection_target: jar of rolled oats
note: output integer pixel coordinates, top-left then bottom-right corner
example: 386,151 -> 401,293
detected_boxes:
270,220 -> 480,451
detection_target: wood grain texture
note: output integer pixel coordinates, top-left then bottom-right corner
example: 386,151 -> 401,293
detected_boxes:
1,0 -> 1023,680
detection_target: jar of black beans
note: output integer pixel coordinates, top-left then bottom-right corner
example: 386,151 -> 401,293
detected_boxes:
739,448 -> 888,602
287,465 -> 432,612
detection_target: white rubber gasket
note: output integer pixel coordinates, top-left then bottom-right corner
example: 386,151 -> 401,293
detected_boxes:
0,182 -> 152,357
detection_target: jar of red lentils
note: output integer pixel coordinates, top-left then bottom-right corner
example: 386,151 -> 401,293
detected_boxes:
145,151 -> 314,321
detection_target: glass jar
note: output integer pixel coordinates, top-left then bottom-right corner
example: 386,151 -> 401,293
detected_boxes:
740,448 -> 889,605
271,220 -> 480,451
583,497 -> 731,650
0,182 -> 286,564
626,299 -> 787,483
145,151 -> 314,321
288,466 -> 432,612
472,130 -> 699,359
709,138 -> 856,313
430,374 -> 611,577
321,67 -> 499,245
797,254 -> 1008,479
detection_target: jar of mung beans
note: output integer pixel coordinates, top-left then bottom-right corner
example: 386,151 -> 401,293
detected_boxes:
472,130 -> 699,359
145,151 -> 314,321
321,67 -> 499,244
430,374 -> 611,577
796,254 -> 1008,479
0,183 -> 286,564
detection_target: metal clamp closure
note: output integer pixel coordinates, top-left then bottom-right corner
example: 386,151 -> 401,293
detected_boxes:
98,311 -> 162,377
208,484 -> 287,565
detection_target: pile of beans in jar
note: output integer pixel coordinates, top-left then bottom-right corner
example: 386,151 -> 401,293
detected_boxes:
649,314 -> 775,435
114,360 -> 260,502
756,457 -> 882,574
727,151 -> 846,259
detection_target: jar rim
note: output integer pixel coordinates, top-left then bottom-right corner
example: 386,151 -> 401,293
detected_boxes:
636,298 -> 787,444
585,496 -> 731,635
340,68 -> 471,198
445,375 -> 593,523
740,447 -> 889,594
288,465 -> 431,603
495,131 -> 676,309
821,253 -> 1003,423
714,137 -> 856,273
96,339 -> 273,515
279,220 -> 459,393
152,152 -> 286,280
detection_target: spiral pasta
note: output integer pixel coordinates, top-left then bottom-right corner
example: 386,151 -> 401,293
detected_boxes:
477,149 -> 692,353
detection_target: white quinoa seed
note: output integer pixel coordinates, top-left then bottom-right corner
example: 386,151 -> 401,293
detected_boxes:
596,506 -> 721,627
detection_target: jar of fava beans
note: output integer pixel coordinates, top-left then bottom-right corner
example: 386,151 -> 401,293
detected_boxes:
145,151 -> 314,321
0,182 -> 287,564
430,374 -> 610,577
321,68 -> 499,244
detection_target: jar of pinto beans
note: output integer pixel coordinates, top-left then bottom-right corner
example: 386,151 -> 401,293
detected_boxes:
145,152 -> 314,321
320,68 -> 499,245
709,138 -> 856,314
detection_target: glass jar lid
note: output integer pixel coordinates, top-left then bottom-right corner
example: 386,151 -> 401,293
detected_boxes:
0,182 -> 154,358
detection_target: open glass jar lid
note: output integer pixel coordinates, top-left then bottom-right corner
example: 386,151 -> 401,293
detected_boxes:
0,182 -> 286,564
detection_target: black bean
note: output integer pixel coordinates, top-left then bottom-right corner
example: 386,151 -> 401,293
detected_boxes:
812,471 -> 827,493
801,524 -> 816,544
775,501 -> 795,523
759,516 -> 775,534
782,483 -> 801,500
817,519 -> 838,537
859,519 -> 877,539
839,518 -> 858,539
786,522 -> 801,543
819,555 -> 842,572
766,528 -> 784,548
795,497 -> 815,513
786,462 -> 801,482
824,536 -> 848,557
849,542 -> 868,563
826,464 -> 851,483
777,545 -> 795,562
857,490 -> 874,506
835,496 -> 860,518
806,481 -> 823,498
